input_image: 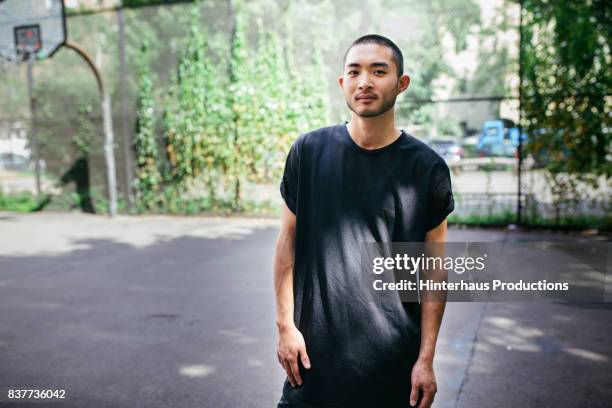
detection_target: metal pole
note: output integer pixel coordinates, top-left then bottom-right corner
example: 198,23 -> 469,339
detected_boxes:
64,40 -> 118,217
517,0 -> 524,226
117,7 -> 135,213
102,93 -> 118,217
26,53 -> 42,199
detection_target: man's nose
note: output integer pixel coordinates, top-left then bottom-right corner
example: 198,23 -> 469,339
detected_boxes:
357,74 -> 373,89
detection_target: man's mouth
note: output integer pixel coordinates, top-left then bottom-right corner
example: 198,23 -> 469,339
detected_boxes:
356,94 -> 377,101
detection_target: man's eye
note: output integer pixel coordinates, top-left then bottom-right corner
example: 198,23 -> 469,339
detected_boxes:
348,71 -> 358,75
374,70 -> 386,75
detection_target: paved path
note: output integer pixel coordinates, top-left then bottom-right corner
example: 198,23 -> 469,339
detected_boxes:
0,213 -> 610,407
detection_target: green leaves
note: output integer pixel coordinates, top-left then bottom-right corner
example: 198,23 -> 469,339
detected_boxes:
136,3 -> 330,213
518,0 -> 611,223
134,38 -> 162,211
521,0 -> 611,179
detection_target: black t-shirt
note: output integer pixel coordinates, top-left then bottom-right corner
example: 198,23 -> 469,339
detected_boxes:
278,124 -> 454,408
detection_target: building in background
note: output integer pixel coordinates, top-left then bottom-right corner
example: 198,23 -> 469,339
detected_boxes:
434,0 -> 520,136
0,121 -> 30,170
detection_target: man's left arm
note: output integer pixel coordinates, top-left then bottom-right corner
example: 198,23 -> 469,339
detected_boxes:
410,219 -> 448,408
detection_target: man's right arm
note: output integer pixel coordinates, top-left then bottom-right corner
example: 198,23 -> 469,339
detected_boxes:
274,202 -> 310,387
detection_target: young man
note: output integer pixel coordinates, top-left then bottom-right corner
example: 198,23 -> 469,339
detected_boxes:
274,34 -> 454,408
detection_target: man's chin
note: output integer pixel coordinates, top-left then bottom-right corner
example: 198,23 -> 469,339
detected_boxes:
356,107 -> 385,118
346,99 -> 395,118
358,111 -> 381,118
348,104 -> 381,118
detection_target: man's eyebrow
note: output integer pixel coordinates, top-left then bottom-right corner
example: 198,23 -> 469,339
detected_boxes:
345,62 -> 390,69
370,62 -> 390,68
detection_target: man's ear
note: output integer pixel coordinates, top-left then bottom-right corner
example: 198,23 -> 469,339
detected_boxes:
398,74 -> 410,93
338,75 -> 344,89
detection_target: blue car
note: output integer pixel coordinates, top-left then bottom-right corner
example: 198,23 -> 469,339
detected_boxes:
478,119 -> 527,157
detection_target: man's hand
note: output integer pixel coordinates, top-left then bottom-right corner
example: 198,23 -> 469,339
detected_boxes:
410,359 -> 437,408
409,219 -> 446,407
277,324 -> 311,387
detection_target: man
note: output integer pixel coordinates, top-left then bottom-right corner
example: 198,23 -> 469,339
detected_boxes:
274,34 -> 454,408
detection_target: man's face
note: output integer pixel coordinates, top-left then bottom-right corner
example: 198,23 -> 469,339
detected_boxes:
338,43 -> 410,118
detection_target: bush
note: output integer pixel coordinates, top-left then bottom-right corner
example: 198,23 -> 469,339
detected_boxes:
0,191 -> 45,212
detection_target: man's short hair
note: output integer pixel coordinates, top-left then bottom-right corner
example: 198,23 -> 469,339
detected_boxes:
343,34 -> 404,78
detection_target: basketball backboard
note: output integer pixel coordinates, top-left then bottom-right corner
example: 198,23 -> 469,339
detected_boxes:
0,0 -> 66,62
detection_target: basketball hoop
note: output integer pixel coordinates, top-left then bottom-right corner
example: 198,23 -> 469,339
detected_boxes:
15,24 -> 42,58
0,0 -> 66,62
0,0 -> 118,217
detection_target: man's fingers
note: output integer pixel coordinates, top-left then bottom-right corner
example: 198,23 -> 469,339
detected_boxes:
282,360 -> 296,387
417,388 -> 435,408
409,383 -> 420,407
290,358 -> 302,385
299,348 -> 311,369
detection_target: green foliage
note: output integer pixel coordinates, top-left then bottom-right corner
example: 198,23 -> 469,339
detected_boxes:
250,24 -> 284,183
154,4 -> 251,212
396,0 -> 481,126
155,2 -> 328,213
134,39 -> 163,211
521,0 -> 611,177
519,0 -> 611,217
437,117 -> 462,137
448,210 -> 611,230
227,1 -> 259,209
448,210 -> 516,226
74,106 -> 95,155
0,191 -> 41,212
165,8 -> 208,182
460,3 -> 514,98
523,214 -> 612,231
80,188 -> 128,215
254,29 -> 299,184
305,46 -> 331,130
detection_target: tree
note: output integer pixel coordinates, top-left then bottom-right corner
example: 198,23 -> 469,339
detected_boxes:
519,0 -> 611,221
395,0 -> 481,127
227,0 -> 258,210
134,39 -> 162,211
164,7 -> 208,181
302,44 -> 331,132
251,22 -> 283,183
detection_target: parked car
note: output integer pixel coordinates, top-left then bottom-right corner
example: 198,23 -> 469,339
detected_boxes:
0,153 -> 30,171
429,138 -> 464,163
477,119 -> 526,157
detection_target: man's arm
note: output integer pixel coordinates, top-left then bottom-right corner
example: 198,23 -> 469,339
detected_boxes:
410,219 -> 448,408
274,202 -> 310,387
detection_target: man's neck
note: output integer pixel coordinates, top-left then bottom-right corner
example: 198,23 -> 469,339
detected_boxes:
346,110 -> 401,150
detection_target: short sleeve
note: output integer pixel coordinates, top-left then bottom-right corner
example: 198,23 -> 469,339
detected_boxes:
280,142 -> 300,214
426,161 -> 454,230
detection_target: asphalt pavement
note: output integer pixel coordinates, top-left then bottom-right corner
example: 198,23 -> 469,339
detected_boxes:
0,212 -> 610,407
